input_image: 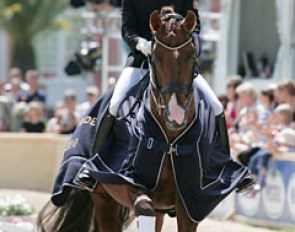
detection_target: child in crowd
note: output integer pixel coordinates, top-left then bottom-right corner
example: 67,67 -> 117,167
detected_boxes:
229,82 -> 259,152
247,104 -> 295,191
20,101 -> 45,133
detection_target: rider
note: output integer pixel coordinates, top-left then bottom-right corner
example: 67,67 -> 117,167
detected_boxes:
76,0 -> 254,193
97,0 -> 221,150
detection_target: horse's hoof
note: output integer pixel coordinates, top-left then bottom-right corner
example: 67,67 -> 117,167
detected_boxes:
134,194 -> 155,216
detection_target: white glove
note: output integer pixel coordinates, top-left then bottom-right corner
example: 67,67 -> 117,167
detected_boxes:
135,38 -> 152,57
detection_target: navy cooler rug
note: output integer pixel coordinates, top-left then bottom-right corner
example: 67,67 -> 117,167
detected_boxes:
51,83 -> 249,222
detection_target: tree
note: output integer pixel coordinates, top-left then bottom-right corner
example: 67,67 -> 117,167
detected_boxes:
0,0 -> 68,73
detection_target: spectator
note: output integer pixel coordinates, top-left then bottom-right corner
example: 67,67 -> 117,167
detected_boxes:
275,80 -> 295,120
56,108 -> 77,135
229,82 -> 259,153
54,90 -> 79,134
3,68 -> 29,93
257,84 -> 277,125
77,86 -> 100,118
20,101 -> 46,133
225,75 -> 243,128
19,70 -> 46,103
5,78 -> 28,131
247,104 -> 295,192
0,95 -> 11,132
7,78 -> 23,105
47,101 -> 65,133
10,101 -> 28,132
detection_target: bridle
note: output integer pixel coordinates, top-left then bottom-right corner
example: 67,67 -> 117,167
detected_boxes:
148,13 -> 197,111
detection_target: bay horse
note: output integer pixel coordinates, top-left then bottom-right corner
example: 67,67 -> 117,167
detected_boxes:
38,7 -> 200,232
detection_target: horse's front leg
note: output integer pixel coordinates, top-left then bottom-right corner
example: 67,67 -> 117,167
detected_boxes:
156,213 -> 164,232
91,185 -> 122,232
176,196 -> 198,232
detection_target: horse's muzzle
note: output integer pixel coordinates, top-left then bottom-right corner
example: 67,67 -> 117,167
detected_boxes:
164,108 -> 188,131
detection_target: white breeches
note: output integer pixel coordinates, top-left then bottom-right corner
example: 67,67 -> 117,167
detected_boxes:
109,67 -> 223,116
193,75 -> 223,115
109,67 -> 148,116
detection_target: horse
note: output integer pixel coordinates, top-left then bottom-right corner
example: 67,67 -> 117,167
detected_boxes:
38,6 -> 246,232
90,8 -> 200,231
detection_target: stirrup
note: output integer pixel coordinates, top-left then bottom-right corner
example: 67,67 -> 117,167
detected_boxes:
236,174 -> 256,193
74,168 -> 98,192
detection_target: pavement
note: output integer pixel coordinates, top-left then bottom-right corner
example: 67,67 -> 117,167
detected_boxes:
0,189 -> 285,232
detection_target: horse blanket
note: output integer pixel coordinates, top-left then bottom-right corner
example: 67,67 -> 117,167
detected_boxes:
51,81 -> 248,222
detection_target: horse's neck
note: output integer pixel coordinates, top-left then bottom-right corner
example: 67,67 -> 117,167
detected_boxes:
149,95 -> 195,142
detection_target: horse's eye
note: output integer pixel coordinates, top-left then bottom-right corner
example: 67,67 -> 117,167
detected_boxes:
155,57 -> 163,64
185,54 -> 194,61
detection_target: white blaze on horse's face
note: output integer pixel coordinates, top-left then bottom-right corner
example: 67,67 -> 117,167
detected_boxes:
167,93 -> 186,127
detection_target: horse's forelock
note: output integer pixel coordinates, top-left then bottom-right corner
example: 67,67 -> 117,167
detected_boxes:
160,6 -> 182,34
160,6 -> 175,17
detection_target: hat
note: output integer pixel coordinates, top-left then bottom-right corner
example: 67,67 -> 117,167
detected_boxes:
86,86 -> 99,96
64,89 -> 76,97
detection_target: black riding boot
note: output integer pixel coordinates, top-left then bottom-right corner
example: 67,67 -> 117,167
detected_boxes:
216,113 -> 255,193
216,113 -> 230,153
74,111 -> 115,191
92,111 -> 115,154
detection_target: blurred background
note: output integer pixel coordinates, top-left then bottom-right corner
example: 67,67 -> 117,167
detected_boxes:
0,0 -> 294,231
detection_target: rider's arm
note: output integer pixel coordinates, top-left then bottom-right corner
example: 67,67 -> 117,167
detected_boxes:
122,0 -> 140,53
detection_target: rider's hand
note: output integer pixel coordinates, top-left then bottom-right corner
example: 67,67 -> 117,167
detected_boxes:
136,38 -> 152,57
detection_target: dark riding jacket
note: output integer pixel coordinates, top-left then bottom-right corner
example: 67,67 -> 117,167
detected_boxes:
122,0 -> 200,67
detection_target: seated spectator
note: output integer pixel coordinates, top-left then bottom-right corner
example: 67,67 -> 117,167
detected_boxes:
10,101 -> 28,131
275,80 -> 295,120
52,90 -> 79,135
7,78 -> 23,105
47,101 -> 65,133
230,82 -> 258,152
77,86 -> 100,119
20,101 -> 46,133
0,95 -> 11,132
247,104 -> 295,192
225,75 -> 243,128
257,84 -> 277,125
18,70 -> 46,103
56,108 -> 77,134
3,68 -> 29,93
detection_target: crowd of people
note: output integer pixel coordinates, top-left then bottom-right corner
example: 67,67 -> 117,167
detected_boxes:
1,67 -> 295,193
0,67 -> 100,134
222,75 -> 295,193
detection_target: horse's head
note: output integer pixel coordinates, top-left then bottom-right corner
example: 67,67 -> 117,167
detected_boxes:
149,7 -> 197,131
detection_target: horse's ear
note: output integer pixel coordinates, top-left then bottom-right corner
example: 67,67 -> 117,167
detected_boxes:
150,10 -> 162,33
182,10 -> 197,33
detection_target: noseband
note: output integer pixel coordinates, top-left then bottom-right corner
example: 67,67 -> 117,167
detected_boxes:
149,14 -> 196,110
